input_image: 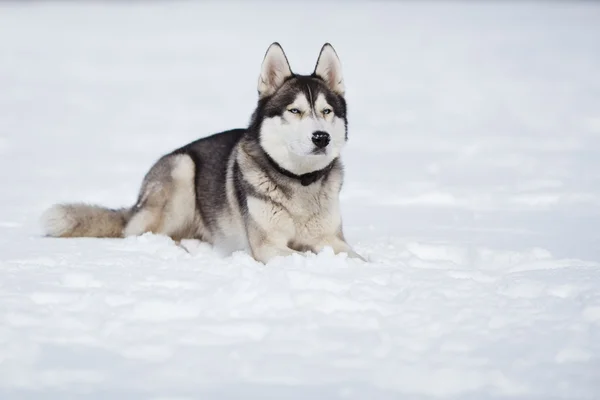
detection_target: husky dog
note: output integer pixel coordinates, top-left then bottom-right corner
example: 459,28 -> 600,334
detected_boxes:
42,42 -> 364,263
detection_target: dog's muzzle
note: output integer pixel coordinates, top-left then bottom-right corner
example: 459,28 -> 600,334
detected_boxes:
311,131 -> 330,149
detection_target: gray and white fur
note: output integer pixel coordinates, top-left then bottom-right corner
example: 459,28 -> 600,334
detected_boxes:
41,42 -> 364,264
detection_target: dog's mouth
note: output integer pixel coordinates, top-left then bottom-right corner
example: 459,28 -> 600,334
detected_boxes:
288,143 -> 328,157
278,146 -> 336,176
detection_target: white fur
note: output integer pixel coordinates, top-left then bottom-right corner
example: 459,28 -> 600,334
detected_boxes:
41,204 -> 78,237
260,93 -> 346,175
41,203 -> 128,238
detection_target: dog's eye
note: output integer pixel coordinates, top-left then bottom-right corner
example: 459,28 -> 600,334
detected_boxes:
322,108 -> 333,115
288,108 -> 301,114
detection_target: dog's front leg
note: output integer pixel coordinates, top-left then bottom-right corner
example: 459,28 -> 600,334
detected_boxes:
246,222 -> 301,263
245,199 -> 299,264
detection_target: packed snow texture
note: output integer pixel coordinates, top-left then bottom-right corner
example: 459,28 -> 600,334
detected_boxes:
1,1 -> 600,399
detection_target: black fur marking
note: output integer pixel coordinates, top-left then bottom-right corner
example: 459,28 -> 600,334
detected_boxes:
171,129 -> 246,235
232,159 -> 248,216
263,151 -> 336,186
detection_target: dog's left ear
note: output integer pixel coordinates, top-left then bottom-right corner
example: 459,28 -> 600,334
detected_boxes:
313,43 -> 345,96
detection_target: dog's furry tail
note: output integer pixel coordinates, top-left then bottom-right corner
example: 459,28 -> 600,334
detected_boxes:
41,203 -> 133,238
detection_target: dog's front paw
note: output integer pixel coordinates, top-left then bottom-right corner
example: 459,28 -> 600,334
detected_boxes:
252,245 -> 302,264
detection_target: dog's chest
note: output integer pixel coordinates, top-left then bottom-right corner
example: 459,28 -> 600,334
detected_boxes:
282,183 -> 341,237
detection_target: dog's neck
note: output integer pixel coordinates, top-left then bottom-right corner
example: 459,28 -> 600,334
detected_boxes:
264,152 -> 335,186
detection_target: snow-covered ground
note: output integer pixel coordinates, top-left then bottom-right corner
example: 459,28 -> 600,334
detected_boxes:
1,1 -> 600,398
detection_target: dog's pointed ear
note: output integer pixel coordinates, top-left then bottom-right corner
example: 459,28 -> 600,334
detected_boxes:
258,42 -> 293,98
314,43 -> 345,96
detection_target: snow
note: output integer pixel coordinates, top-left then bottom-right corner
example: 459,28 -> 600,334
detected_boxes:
1,1 -> 600,398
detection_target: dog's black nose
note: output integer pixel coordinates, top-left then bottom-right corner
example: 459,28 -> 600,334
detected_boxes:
312,131 -> 330,148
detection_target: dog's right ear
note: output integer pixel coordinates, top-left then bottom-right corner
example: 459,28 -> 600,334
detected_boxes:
258,42 -> 293,98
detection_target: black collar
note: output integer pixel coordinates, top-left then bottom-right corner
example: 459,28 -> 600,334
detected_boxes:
264,153 -> 335,186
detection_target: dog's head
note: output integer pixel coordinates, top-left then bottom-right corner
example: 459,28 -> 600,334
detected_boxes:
249,43 -> 348,176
